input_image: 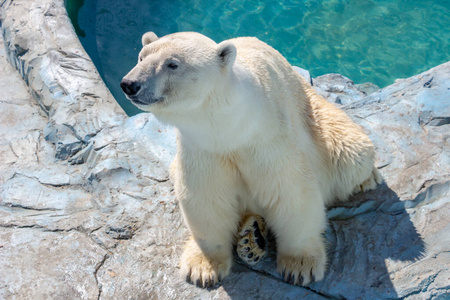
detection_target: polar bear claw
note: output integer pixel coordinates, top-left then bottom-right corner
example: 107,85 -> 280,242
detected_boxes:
353,167 -> 383,194
180,237 -> 231,287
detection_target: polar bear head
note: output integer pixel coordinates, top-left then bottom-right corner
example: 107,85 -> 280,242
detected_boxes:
121,32 -> 237,113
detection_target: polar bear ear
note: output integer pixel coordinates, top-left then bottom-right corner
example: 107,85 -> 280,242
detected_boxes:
142,32 -> 159,46
217,41 -> 236,67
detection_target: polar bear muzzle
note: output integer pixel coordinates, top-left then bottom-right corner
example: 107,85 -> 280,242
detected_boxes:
120,78 -> 140,97
120,76 -> 164,106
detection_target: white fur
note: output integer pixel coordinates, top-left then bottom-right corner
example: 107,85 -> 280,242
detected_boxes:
123,32 -> 382,287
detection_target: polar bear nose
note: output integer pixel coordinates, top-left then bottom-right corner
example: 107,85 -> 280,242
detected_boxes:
120,79 -> 141,96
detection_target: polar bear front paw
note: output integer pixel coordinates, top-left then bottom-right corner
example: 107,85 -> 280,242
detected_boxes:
180,237 -> 231,287
277,242 -> 326,286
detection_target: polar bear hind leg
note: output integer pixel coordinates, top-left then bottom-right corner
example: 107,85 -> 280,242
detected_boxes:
236,167 -> 383,270
352,167 -> 383,194
236,214 -> 267,265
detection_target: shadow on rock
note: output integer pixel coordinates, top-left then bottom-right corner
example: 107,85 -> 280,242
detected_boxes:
219,182 -> 426,299
312,183 -> 426,299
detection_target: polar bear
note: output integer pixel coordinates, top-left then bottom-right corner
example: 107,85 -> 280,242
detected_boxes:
121,31 -> 382,287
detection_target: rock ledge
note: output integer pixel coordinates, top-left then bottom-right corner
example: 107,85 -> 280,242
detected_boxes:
0,1 -> 449,299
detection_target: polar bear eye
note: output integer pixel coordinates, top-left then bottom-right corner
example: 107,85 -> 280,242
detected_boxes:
167,62 -> 179,70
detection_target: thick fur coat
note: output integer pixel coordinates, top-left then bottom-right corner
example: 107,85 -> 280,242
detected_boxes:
121,31 -> 382,287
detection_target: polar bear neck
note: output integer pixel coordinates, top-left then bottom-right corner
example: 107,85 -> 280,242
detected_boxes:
166,65 -> 276,154
152,54 -> 317,159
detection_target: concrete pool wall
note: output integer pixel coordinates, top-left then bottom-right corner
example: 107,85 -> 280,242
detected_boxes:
1,0 -> 449,298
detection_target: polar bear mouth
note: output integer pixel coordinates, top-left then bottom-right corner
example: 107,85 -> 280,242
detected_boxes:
129,97 -> 147,105
128,96 -> 164,106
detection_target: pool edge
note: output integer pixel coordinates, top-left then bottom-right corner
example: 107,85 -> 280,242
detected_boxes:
0,0 -> 126,126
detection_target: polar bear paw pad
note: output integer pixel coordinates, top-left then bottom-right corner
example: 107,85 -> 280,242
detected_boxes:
236,214 -> 267,265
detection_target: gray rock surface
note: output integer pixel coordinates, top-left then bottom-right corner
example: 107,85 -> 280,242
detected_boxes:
313,73 -> 380,105
0,0 -> 449,299
292,66 -> 312,85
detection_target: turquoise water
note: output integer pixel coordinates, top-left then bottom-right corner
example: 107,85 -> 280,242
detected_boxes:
68,0 -> 450,116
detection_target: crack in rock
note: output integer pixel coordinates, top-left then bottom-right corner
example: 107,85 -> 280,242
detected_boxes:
236,260 -> 343,299
106,224 -> 136,240
2,203 -> 61,212
93,253 -> 109,300
0,224 -> 45,229
0,223 -> 78,233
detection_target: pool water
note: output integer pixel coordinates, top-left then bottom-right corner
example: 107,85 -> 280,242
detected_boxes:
67,0 -> 450,116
